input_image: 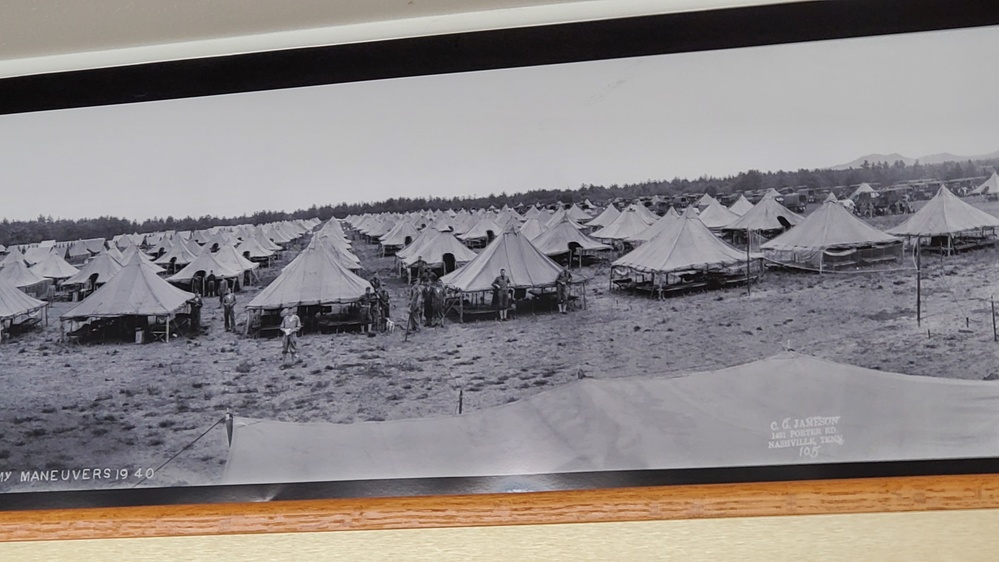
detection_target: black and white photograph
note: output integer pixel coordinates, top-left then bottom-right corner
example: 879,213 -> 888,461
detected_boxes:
2,3 -> 999,505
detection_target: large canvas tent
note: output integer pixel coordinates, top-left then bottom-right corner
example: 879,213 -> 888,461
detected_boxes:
695,193 -> 718,208
398,231 -> 477,279
379,220 -> 421,255
245,243 -> 371,334
612,212 -> 760,295
584,204 -> 621,229
154,238 -> 201,270
886,186 -> 999,253
246,244 -> 371,310
61,254 -> 196,343
222,352 -> 999,484
441,230 -> 564,293
970,172 -> 999,195
457,217 -> 504,247
725,196 -> 804,237
761,201 -> 903,271
728,195 -> 754,216
590,205 -> 656,243
234,236 -> 275,263
517,218 -> 547,241
0,259 -> 52,298
214,244 -> 261,287
530,216 -> 611,262
0,279 -> 48,338
565,203 -> 591,222
166,251 -> 242,294
848,182 -> 876,200
62,253 -> 124,289
1,249 -> 26,268
441,230 -> 581,320
696,199 -> 741,230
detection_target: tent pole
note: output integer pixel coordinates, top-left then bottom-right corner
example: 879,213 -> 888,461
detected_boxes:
166,315 -> 170,342
916,238 -> 922,327
746,230 -> 751,296
992,295 -> 997,342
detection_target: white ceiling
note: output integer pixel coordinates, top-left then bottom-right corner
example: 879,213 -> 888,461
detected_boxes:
0,0 -> 796,77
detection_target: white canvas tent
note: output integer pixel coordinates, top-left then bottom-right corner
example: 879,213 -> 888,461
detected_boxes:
612,212 -> 759,294
61,254 -> 196,343
728,195 -> 754,216
970,172 -> 999,195
530,216 -> 611,260
223,352 -> 999,484
886,186 -> 999,253
761,201 -> 903,271
0,279 -> 48,337
245,244 -> 371,313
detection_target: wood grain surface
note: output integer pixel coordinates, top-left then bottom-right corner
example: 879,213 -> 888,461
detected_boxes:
2,473 -> 998,542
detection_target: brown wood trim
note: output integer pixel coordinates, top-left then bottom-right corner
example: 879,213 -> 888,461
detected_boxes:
2,474 -> 998,542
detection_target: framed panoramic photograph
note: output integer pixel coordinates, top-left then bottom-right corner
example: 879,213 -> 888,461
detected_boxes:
2,0 -> 999,522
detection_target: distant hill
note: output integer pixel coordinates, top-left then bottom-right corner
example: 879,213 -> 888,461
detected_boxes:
830,150 -> 999,170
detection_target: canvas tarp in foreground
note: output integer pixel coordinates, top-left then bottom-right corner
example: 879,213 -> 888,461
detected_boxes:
222,352 -> 999,485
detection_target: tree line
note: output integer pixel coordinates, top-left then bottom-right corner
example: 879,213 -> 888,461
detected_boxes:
2,158 -> 995,248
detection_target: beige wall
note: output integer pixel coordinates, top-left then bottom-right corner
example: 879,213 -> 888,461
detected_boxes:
2,510 -> 997,561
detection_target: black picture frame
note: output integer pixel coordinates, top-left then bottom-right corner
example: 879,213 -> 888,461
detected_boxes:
2,0 -> 999,512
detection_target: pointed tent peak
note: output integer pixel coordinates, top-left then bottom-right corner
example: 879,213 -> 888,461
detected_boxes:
64,252 -> 124,286
0,258 -> 49,288
565,203 -> 591,221
683,206 -> 700,218
30,251 -> 80,279
697,199 -> 741,229
849,182 -> 876,199
519,217 -> 548,240
592,205 -> 657,241
824,191 -> 839,203
728,196 -> 754,217
762,188 -> 782,200
531,217 -> 611,256
584,204 -> 621,229
726,196 -> 804,231
695,193 -> 717,207
1,249 -> 27,267
665,206 -> 681,218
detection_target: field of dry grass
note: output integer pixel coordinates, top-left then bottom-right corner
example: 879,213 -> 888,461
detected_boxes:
3,199 -> 999,493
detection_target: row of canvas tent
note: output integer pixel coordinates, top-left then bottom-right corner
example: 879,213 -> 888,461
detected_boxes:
756,185 -> 999,271
0,219 -> 319,343
357,183 -> 999,303
1,218 -> 318,268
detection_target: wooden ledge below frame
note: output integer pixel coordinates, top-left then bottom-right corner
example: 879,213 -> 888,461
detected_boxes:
2,473 -> 998,542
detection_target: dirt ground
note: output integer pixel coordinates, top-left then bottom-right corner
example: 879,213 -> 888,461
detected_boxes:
3,200 -> 999,493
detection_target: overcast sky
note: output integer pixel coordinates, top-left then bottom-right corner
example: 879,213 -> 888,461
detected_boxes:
1,24 -> 998,222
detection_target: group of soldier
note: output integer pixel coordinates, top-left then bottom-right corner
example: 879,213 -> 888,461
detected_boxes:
407,274 -> 447,332
359,276 -> 392,334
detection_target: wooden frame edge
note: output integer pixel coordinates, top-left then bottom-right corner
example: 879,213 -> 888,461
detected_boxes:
2,473 -> 997,542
